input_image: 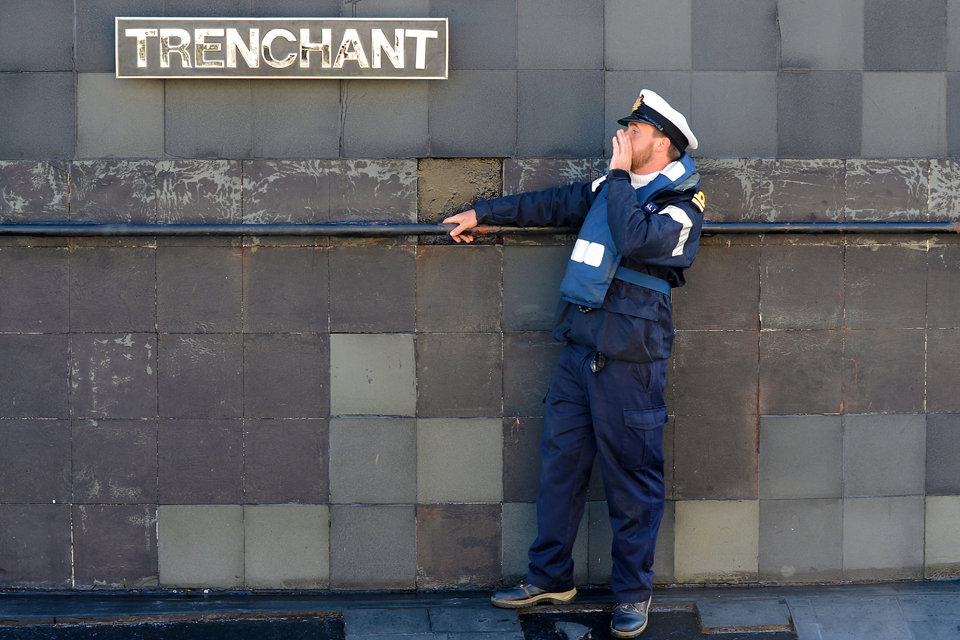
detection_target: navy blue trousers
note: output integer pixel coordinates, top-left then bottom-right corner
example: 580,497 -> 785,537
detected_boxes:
526,342 -> 667,604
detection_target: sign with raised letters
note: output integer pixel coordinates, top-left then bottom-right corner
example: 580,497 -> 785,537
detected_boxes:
116,17 -> 448,79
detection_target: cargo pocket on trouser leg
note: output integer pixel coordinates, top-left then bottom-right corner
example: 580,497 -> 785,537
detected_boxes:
620,407 -> 667,470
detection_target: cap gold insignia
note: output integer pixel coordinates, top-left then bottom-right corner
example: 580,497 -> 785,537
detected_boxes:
632,95 -> 643,111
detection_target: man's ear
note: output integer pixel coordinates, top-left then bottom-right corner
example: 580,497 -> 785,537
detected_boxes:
656,135 -> 671,154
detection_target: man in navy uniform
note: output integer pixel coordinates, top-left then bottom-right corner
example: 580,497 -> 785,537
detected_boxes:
444,90 -> 704,638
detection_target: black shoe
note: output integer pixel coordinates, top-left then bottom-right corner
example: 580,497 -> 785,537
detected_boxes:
610,597 -> 652,638
490,581 -> 577,609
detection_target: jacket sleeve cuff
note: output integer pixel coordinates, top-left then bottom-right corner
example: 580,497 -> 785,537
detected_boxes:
608,169 -> 631,181
473,199 -> 495,224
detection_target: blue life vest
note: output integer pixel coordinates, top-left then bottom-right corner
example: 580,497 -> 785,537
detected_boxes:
558,154 -> 698,308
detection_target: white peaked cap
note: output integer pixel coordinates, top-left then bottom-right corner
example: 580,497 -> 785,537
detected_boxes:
617,89 -> 698,151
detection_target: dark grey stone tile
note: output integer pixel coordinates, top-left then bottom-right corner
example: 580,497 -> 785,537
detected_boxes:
158,334 -> 243,418
0,505 -> 72,588
0,420 -> 71,503
692,0 -> 778,70
429,70 -> 518,157
72,504 -> 158,589
502,159 -> 599,196
673,414 -> 758,500
928,329 -> 960,412
0,247 -> 69,332
864,0 -> 946,70
604,71 -> 692,156
673,330 -> 759,417
158,419 -> 243,504
691,72 -> 777,157
517,0 -> 603,70
0,161 -> 69,223
417,333 -> 503,418
242,160 -> 331,224
343,608 -> 431,635
760,243 -> 844,329
77,0 -> 163,72
329,417 -> 415,504
331,160 -> 418,222
243,334 -> 329,418
517,71 -> 604,157
429,607 -> 522,633
503,417 -> 544,503
605,1 -> 692,70
0,335 -> 69,418
843,496 -> 924,580
778,0 -> 864,70
759,416 -> 842,499
72,419 -> 157,504
0,73 -> 75,159
695,159 -> 763,222
70,161 -> 157,224
165,81 -> 253,159
249,0 -> 340,16
162,0 -> 250,15
759,499 -> 842,583
329,245 -> 414,332
330,505 -> 416,590
418,158 -> 503,223
431,0 -> 516,70
842,329 -> 925,414
929,245 -> 960,328
777,73 -> 862,158
70,334 -> 158,419
503,333 -> 563,418
157,246 -> 242,333
341,81 -> 429,158
927,413 -> 960,494
843,414 -> 926,498
502,245 -> 570,331
696,599 -> 791,629
844,244 -> 927,329
77,74 -> 165,158
416,503 -> 501,589
417,245 -> 502,332
243,246 -> 329,332
70,248 -> 156,333
862,74 -> 947,157
949,75 -> 960,156
0,0 -> 73,71
928,159 -> 960,220
157,161 -> 242,224
349,0 -> 427,16
251,81 -> 340,158
672,244 -> 760,330
759,330 -> 842,415
243,418 -> 328,504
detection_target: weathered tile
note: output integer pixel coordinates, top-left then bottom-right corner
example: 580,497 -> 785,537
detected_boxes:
70,161 -> 157,224
864,0 -> 946,71
926,496 -> 960,578
0,161 -> 69,222
0,0 -> 74,71
673,331 -> 759,417
430,0 -> 516,70
158,419 -> 242,504
926,413 -> 960,495
242,160 -> 333,223
843,414 -> 926,498
429,607 -> 523,633
428,71 -> 518,157
72,420 -> 157,504
157,246 -> 242,333
70,334 -> 157,419
0,335 -> 69,418
587,500 -> 675,585
928,159 -> 960,220
164,80 -> 253,159
330,333 -> 416,416
502,502 -> 588,584
77,74 -> 165,158
0,247 -> 69,331
329,417 -> 415,504
244,419 -> 328,504
759,330 -> 842,415
330,505 -> 417,590
502,417 -> 543,503
691,72 -> 778,158
417,333 -> 503,418
845,244 -> 927,328
0,420 -> 70,503
517,0 -> 603,70
674,415 -> 758,500
674,500 -> 759,583
417,503 -> 501,589
843,496 -> 925,581
0,505 -> 72,588
243,334 -> 329,418
418,418 -> 503,502
759,498 -> 842,583
329,245 -> 415,332
417,245 -> 502,332
697,599 -> 791,630
759,243 -> 844,329
605,0 -> 691,70
243,246 -> 328,333
417,159 -> 503,224
70,247 -> 156,332
158,335 -> 243,418
503,334 -> 563,418
331,160 -> 418,223
862,75 -> 947,158
928,244 -> 960,328
759,416 -> 842,500
73,505 -> 158,589
344,608 -> 431,635
928,330 -> 960,412
841,329 -> 925,414
502,159 -> 598,196
341,81 -> 429,158
502,245 -> 571,330
778,0 -> 864,70
760,159 -> 846,222
518,71 -> 604,157
244,505 -> 329,589
692,0 -> 777,70
76,0 -> 163,72
777,73 -> 862,158
604,72 -> 692,157
0,72 -> 75,159
672,244 -> 760,330
158,505 -> 244,588
156,160 -> 241,224
250,81 -> 341,158
694,159 -> 763,222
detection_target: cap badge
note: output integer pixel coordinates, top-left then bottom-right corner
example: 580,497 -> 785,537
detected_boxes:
632,95 -> 643,111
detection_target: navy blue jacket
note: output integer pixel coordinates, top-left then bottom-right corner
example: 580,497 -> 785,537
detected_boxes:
474,168 -> 704,364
